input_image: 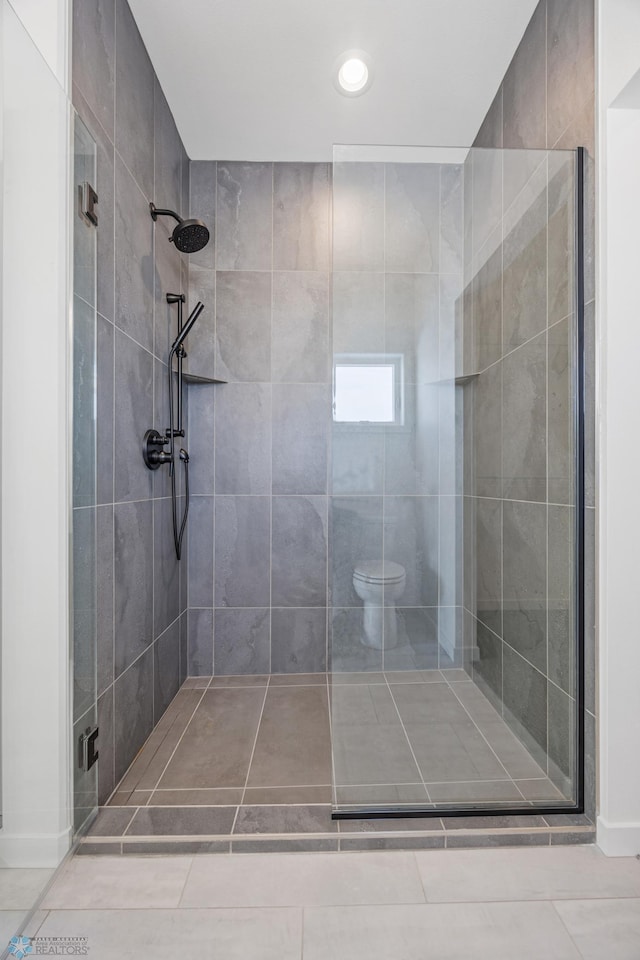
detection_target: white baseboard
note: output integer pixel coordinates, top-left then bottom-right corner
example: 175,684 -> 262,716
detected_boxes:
596,817 -> 640,857
0,827 -> 71,867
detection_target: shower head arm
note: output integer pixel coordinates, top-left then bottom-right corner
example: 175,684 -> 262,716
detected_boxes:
149,202 -> 182,225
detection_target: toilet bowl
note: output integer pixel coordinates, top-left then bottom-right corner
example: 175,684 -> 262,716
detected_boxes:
352,561 -> 406,650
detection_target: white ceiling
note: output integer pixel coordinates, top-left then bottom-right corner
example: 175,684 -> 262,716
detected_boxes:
129,0 -> 539,162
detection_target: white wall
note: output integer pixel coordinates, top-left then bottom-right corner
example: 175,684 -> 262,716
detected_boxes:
597,0 -> 640,857
0,0 -> 72,867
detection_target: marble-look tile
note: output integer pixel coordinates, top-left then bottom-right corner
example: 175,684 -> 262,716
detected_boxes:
273,162 -> 330,271
471,147 -> 503,258
214,608 -> 270,675
503,189 -> 548,352
383,496 -> 438,607
189,161 -> 216,269
113,330 -> 153,502
475,498 -> 502,637
502,330 -> 546,502
114,156 -> 154,351
272,497 -> 327,607
235,805 -> 336,835
37,907 -> 302,960
272,385 -> 329,495
187,496 -> 214,608
72,0 -> 115,140
473,246 -> 502,371
216,161 -> 272,270
113,646 -> 154,783
271,608 -> 327,674
548,153 -> 576,328
72,298 -> 96,509
114,500 -> 153,676
215,496 -> 270,607
330,608 -> 384,674
272,271 -> 329,383
502,1 -> 547,153
184,266 -> 216,381
97,686 -> 115,806
546,0 -> 595,148
330,497 -> 383,607
584,507 -> 596,717
333,162 -> 384,272
440,163 -> 464,275
584,300 -> 596,508
502,500 -> 547,673
154,619 -> 181,723
125,805 -> 236,836
548,317 -> 573,504
185,383 -> 215,496
384,273 -> 439,385
333,272 -> 385,354
188,608 -> 213,677
97,504 -> 114,695
548,681 -> 575,785
554,898 -> 640,960
158,687 -> 264,789
153,497 -> 180,639
474,620 -> 502,708
42,857 -> 192,910
154,79 -> 182,219
333,430 -> 385,496
384,163 -> 440,273
215,271 -> 271,382
96,314 -> 114,505
114,0 -> 154,198
473,361 -> 502,499
382,608 -> 439,671
214,383 -> 271,494
502,644 -> 547,764
87,806 -> 134,837
153,223 -> 182,364
548,504 -> 574,695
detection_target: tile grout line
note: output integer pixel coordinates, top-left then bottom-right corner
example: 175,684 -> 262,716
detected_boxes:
238,681 -> 271,818
384,677 -> 432,803
146,686 -> 211,796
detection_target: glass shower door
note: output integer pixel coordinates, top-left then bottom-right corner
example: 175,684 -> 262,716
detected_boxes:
72,114 -> 99,834
329,144 -> 582,816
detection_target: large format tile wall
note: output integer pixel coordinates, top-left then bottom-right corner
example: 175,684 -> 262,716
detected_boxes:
462,0 -> 596,815
184,161 -> 464,678
72,0 -> 191,804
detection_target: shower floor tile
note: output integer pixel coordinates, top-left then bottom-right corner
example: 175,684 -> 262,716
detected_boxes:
96,671 -> 589,852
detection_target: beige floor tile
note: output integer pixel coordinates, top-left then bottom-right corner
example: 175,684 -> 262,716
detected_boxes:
180,851 -> 425,907
303,901 -> 581,959
415,846 -> 640,902
0,868 -> 53,910
36,908 -> 302,960
553,898 -> 640,960
41,856 -> 192,909
246,686 -> 331,787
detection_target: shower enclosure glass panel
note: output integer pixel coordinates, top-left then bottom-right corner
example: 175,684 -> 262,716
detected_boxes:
72,115 -> 98,834
330,144 -> 581,816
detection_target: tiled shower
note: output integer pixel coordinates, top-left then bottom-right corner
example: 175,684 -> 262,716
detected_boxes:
72,0 -> 596,834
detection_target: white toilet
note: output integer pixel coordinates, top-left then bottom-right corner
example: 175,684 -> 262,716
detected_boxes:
352,561 -> 406,650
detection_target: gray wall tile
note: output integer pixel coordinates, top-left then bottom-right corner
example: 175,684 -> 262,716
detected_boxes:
503,500 -> 547,674
333,271 -> 385,354
187,496 -> 214,608
475,498 -> 502,638
473,248 -> 502,371
273,163 -> 330,271
114,499 -> 153,675
113,328 -> 153,502
272,384 -> 329,495
215,271 -> 271,381
440,164 -> 464,275
114,0 -> 154,197
115,156 -> 154,351
502,0 -> 547,151
502,331 -> 547,502
216,162 -> 272,270
153,222 -> 182,363
272,497 -> 327,607
186,384 -> 215,496
271,608 -> 327,674
72,0 -> 115,140
97,686 -> 115,805
272,272 -> 329,383
330,497 -> 383,607
189,161 -> 216,269
502,644 -> 548,759
215,496 -> 270,607
153,497 -> 180,638
188,608 -> 213,677
385,273 -> 439,385
186,266 -> 216,380
384,163 -> 440,273
114,646 -> 154,783
97,504 -> 114,696
333,162 -> 384,271
96,314 -> 114,505
214,383 -> 271,494
546,0 -> 595,147
154,79 -> 182,218
154,619 -> 181,722
502,189 -> 548,351
214,608 -> 270,675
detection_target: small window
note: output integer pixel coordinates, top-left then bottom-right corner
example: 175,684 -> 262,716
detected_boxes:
333,354 -> 404,425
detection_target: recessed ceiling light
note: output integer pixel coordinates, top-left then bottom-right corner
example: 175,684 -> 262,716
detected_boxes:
333,50 -> 373,97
